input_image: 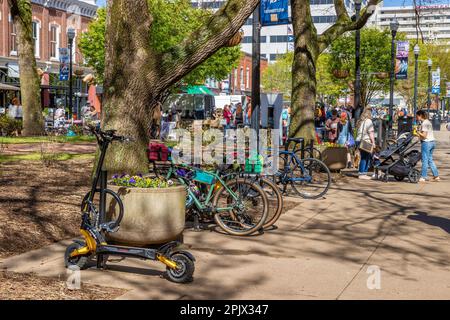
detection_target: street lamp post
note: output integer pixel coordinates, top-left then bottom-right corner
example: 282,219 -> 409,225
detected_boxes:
427,58 -> 432,115
413,44 -> 420,121
354,0 -> 362,123
67,28 -> 76,120
388,19 -> 399,138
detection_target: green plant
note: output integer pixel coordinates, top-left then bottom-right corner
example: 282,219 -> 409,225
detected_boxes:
0,115 -> 22,136
111,174 -> 171,188
68,125 -> 84,136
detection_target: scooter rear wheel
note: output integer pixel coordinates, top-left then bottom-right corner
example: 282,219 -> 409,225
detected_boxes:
64,242 -> 90,270
166,253 -> 195,283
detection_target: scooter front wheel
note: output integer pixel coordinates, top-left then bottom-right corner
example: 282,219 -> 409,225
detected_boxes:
166,253 -> 195,283
64,242 -> 90,270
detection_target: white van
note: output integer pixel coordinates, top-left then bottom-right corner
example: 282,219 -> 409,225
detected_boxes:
214,95 -> 246,110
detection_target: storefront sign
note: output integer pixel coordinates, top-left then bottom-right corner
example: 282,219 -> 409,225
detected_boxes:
59,48 -> 70,81
261,0 -> 289,26
395,41 -> 409,80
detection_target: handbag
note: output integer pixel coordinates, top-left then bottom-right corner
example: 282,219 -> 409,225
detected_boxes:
346,132 -> 356,148
357,120 -> 374,153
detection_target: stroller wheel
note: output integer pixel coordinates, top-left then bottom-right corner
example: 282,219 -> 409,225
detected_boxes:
408,169 -> 420,184
394,176 -> 405,182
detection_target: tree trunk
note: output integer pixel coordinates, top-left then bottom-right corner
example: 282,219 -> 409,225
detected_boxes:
102,0 -> 258,174
9,0 -> 44,136
290,0 -> 319,142
290,0 -> 381,142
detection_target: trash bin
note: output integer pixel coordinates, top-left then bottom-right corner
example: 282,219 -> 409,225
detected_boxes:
431,115 -> 441,131
397,116 -> 413,135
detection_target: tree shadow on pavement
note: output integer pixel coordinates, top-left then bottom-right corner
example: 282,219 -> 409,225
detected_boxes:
407,211 -> 450,234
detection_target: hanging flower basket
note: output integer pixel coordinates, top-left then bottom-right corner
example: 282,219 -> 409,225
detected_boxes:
375,72 -> 389,80
226,30 -> 244,47
74,68 -> 85,77
402,82 -> 413,90
332,69 -> 350,79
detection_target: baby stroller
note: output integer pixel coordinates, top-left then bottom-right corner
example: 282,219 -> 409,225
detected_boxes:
374,132 -> 421,183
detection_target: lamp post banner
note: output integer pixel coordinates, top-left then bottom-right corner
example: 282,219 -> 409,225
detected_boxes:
446,82 -> 450,98
261,0 -> 289,26
432,70 -> 441,95
59,48 -> 70,81
395,41 -> 409,80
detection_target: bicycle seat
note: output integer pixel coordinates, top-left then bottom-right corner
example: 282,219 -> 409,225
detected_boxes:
287,138 -> 304,144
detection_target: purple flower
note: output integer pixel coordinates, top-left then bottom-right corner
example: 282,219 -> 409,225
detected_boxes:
129,178 -> 136,184
137,173 -> 143,178
112,174 -> 119,179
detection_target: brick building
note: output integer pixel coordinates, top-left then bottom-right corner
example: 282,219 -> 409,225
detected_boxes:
228,52 -> 268,96
0,0 -> 98,111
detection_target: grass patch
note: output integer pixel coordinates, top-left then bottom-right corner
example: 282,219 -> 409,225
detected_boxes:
0,153 -> 95,163
0,136 -> 96,145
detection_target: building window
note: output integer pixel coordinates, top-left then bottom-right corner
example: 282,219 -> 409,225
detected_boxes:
50,25 -> 60,59
10,23 -> 18,55
240,67 -> 244,89
234,68 -> 238,87
270,54 -> 280,61
312,15 -> 337,24
246,67 -> 250,89
270,35 -> 288,43
32,21 -> 40,58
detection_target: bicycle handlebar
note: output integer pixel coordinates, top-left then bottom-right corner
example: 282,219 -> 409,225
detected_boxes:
85,124 -> 134,144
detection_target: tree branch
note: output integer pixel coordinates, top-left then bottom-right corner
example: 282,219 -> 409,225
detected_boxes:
157,0 -> 259,90
318,0 -> 382,53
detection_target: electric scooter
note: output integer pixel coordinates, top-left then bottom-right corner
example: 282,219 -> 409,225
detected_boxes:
64,126 -> 195,283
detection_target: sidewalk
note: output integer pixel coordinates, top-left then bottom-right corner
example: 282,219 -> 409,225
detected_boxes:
1,132 -> 449,300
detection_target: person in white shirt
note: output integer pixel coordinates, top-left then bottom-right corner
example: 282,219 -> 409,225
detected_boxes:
356,108 -> 376,179
415,110 -> 440,182
7,98 -> 19,119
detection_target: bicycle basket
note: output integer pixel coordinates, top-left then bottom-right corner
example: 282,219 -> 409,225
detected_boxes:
193,170 -> 216,185
245,154 -> 264,174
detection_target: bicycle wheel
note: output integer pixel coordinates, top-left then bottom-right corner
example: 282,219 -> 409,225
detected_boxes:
212,178 -> 268,236
257,177 -> 283,229
291,158 -> 331,199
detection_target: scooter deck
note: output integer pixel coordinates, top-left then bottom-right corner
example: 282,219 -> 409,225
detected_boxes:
97,245 -> 157,260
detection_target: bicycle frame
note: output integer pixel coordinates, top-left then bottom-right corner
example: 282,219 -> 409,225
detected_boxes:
279,150 -> 313,183
165,164 -> 241,213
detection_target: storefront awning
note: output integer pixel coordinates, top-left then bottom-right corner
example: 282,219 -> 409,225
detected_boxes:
0,83 -> 20,91
186,85 -> 214,95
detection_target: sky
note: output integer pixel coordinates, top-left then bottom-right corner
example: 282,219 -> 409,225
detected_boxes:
95,0 -> 450,8
384,0 -> 450,6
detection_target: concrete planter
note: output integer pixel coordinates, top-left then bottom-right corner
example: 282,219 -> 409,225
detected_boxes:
322,147 -> 348,171
106,185 -> 186,246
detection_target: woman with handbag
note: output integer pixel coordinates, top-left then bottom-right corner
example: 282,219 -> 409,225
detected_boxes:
356,108 -> 376,179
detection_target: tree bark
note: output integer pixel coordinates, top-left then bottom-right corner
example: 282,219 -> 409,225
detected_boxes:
9,0 -> 44,136
290,0 -> 381,141
290,0 -> 319,142
102,0 -> 259,174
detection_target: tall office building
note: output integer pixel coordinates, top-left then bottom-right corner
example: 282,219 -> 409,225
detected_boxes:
368,2 -> 450,44
191,0 -> 365,63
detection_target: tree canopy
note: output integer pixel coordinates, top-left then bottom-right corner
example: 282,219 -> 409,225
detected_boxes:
328,27 -> 395,108
79,1 -> 242,85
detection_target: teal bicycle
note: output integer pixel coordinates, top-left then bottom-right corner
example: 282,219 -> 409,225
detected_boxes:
158,161 -> 269,236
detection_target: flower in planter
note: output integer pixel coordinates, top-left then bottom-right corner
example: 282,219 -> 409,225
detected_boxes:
112,174 -> 170,188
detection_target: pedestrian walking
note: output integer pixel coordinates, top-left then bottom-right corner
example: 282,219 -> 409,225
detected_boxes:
325,109 -> 340,143
223,104 -> 233,137
415,110 -> 440,182
356,108 -> 376,179
337,112 -> 354,168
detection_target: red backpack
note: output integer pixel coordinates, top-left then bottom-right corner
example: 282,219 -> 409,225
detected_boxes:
148,142 -> 169,161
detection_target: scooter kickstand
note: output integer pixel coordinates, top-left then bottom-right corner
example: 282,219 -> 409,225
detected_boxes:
192,214 -> 202,232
